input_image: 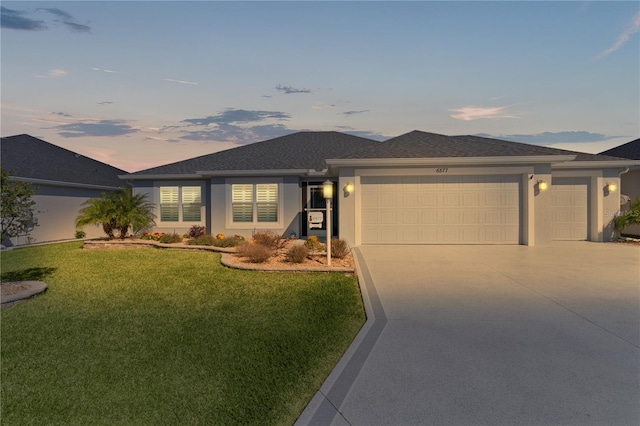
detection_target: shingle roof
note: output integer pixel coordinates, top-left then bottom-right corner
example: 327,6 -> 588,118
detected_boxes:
599,138 -> 640,160
337,131 -> 626,161
1,134 -> 127,187
131,131 -> 381,175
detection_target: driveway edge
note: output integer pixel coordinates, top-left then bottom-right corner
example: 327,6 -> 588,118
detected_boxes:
296,247 -> 387,425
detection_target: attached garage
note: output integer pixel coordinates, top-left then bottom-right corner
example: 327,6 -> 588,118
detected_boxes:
360,175 -> 521,244
551,177 -> 590,240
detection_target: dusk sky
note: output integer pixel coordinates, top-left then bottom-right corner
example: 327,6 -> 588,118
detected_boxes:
2,1 -> 639,172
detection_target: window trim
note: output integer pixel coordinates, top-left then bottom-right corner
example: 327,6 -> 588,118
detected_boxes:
155,182 -> 205,225
226,178 -> 283,229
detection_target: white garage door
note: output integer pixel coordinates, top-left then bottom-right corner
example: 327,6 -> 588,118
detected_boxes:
361,175 -> 520,244
552,177 -> 589,240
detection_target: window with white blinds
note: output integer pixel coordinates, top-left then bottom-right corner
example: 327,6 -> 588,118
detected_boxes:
232,184 -> 254,222
160,186 -> 179,222
256,184 -> 278,222
182,186 -> 202,222
159,185 -> 202,222
231,183 -> 278,223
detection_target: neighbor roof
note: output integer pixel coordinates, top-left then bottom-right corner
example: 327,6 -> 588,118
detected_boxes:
1,134 -> 127,188
336,131 -> 627,162
599,138 -> 640,160
129,131 -> 381,176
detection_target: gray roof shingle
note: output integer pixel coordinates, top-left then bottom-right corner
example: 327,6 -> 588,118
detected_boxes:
1,134 -> 127,187
131,131 -> 381,175
337,131 -> 627,161
599,138 -> 640,160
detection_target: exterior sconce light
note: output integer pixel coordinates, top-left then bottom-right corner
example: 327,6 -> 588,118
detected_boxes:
323,180 -> 333,266
606,182 -> 617,193
537,180 -> 548,191
343,182 -> 354,196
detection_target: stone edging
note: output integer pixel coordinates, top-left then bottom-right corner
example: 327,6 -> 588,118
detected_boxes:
1,281 -> 48,308
82,239 -> 236,253
220,253 -> 355,273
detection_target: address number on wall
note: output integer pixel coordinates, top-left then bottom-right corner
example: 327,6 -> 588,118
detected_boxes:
435,168 -> 449,173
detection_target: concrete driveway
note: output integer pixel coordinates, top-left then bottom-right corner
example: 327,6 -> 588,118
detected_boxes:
297,242 -> 639,426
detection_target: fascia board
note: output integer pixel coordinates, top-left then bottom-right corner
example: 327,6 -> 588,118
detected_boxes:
196,169 -> 310,177
119,174 -> 204,180
10,176 -> 124,191
326,155 -> 577,167
552,160 -> 640,169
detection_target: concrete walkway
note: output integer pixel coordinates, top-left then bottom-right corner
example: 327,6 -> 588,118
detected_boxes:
297,242 -> 640,426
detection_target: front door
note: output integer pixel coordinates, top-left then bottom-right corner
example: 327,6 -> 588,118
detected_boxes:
306,185 -> 327,237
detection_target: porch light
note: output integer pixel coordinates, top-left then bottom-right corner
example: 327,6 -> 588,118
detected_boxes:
323,180 -> 333,266
606,182 -> 617,193
343,182 -> 354,195
537,180 -> 548,191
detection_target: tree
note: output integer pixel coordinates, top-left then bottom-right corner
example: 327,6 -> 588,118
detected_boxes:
76,188 -> 155,240
615,198 -> 640,233
1,168 -> 38,242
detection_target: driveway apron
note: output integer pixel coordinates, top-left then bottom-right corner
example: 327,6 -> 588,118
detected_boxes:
297,242 -> 640,426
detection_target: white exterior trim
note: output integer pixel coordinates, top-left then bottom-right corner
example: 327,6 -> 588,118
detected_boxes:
327,155 -> 576,168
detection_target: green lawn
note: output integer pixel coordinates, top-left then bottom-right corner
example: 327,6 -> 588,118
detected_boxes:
0,242 -> 365,425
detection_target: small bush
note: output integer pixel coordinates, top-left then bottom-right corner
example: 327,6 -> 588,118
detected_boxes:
75,230 -> 86,239
237,242 -> 273,263
141,232 -> 165,241
253,231 -> 284,250
188,225 -> 206,239
304,236 -> 325,252
187,235 -> 215,246
216,233 -> 225,240
286,244 -> 309,263
158,233 -> 183,244
331,238 -> 350,259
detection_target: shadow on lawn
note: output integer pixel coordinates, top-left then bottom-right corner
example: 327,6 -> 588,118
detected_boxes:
1,267 -> 57,282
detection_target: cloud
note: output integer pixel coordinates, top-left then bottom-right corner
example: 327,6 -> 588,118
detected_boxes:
52,119 -> 139,138
342,110 -> 370,116
145,136 -> 180,143
597,12 -> 640,58
477,131 -> 622,144
1,6 -> 90,32
97,101 -> 113,105
450,106 -> 519,121
261,95 -> 273,98
275,84 -> 311,94
92,67 -> 117,74
182,109 -> 290,126
52,111 -> 72,117
36,69 -> 68,79
165,78 -> 198,85
1,6 -> 47,30
312,103 -> 336,110
180,123 -> 294,144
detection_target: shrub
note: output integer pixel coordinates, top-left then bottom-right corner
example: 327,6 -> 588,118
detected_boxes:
187,235 -> 215,246
304,236 -> 325,252
615,198 -> 640,233
187,234 -> 244,247
158,233 -> 183,244
286,244 -> 309,263
216,233 -> 225,240
237,241 -> 273,263
331,238 -> 350,259
253,231 -> 284,249
141,232 -> 165,241
74,230 -> 86,239
188,225 -> 206,239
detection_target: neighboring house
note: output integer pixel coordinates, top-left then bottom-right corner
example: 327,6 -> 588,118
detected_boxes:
600,138 -> 640,237
1,134 -> 128,246
121,130 -> 639,246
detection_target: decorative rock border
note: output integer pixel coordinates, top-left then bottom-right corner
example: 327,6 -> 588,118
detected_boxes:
1,281 -> 48,308
220,253 -> 355,273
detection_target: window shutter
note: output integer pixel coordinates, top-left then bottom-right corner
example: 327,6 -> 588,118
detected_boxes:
160,187 -> 179,221
256,184 -> 278,222
232,184 -> 253,222
182,186 -> 201,222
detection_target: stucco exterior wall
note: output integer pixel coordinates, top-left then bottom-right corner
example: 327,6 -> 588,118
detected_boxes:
4,184 -> 115,247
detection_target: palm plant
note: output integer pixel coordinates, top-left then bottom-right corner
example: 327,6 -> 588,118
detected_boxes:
76,188 -> 155,240
614,198 -> 640,233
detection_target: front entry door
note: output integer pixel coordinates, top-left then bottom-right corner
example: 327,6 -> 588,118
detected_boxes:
306,185 -> 327,237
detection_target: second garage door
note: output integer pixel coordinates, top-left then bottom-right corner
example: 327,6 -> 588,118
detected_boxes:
551,177 -> 590,240
360,175 -> 521,244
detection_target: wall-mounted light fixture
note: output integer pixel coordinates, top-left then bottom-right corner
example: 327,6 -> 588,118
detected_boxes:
343,182 -> 354,196
606,182 -> 617,193
537,180 -> 548,191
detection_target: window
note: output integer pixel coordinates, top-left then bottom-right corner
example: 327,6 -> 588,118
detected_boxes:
232,183 -> 278,223
159,185 -> 202,222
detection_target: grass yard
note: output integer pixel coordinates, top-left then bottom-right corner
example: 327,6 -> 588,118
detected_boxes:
0,242 -> 365,425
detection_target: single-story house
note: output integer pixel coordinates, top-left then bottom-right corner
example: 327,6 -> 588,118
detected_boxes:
1,134 -> 128,246
121,131 -> 639,246
600,138 -> 640,237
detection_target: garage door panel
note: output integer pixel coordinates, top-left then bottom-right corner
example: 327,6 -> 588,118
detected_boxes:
552,178 -> 589,241
361,175 -> 520,244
